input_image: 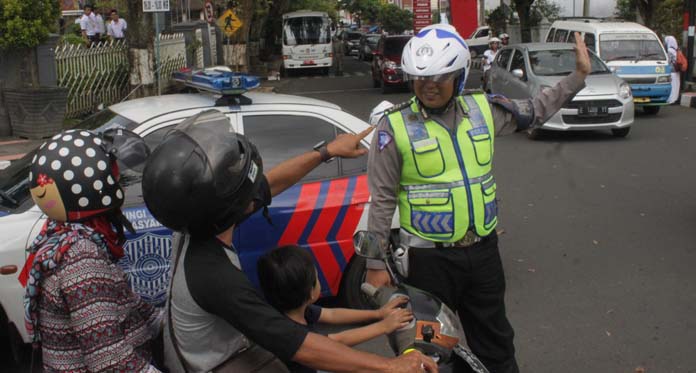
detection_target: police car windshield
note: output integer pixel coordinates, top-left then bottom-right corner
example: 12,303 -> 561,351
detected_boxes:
0,109 -> 137,211
529,50 -> 608,76
600,33 -> 666,62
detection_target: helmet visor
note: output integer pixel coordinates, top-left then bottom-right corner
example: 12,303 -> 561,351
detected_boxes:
101,128 -> 151,173
406,70 -> 460,83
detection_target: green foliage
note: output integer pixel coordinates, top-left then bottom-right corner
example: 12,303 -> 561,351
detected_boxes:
379,4 -> 412,34
614,0 -> 638,21
288,0 -> 339,20
0,0 -> 60,50
345,0 -> 382,24
654,0 -> 685,40
60,33 -> 86,46
529,0 -> 561,26
487,6 -> 510,35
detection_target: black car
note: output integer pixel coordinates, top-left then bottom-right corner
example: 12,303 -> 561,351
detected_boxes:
358,34 -> 381,61
341,30 -> 364,56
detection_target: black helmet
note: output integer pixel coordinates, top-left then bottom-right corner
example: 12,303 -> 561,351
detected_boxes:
142,110 -> 264,237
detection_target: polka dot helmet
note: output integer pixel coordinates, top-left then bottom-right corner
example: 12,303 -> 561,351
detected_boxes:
29,129 -> 124,222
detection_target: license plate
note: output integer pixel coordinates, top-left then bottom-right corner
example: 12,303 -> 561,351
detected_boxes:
634,97 -> 650,103
578,105 -> 609,116
302,60 -> 315,65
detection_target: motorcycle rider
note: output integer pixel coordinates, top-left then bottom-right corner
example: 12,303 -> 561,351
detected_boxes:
499,33 -> 510,46
482,37 -> 501,87
141,110 -> 437,372
365,24 -> 591,372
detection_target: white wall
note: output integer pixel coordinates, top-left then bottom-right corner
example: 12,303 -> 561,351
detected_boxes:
484,0 -> 617,18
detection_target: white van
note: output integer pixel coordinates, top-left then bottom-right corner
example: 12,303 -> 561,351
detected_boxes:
546,19 -> 672,115
282,10 -> 333,75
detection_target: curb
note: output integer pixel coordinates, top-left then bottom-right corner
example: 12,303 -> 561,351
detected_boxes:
680,92 -> 696,108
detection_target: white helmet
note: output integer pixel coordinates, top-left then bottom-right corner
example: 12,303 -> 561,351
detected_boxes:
489,37 -> 501,44
499,33 -> 509,39
401,23 -> 471,93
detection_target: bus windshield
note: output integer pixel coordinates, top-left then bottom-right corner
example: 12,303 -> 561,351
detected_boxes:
599,33 -> 666,62
283,16 -> 330,46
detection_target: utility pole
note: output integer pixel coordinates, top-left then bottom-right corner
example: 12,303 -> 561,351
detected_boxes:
688,0 -> 695,81
583,0 -> 590,17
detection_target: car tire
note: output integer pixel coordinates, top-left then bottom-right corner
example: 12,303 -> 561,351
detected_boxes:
0,309 -> 27,368
527,127 -> 543,140
611,127 -> 631,137
642,106 -> 660,115
338,255 -> 373,309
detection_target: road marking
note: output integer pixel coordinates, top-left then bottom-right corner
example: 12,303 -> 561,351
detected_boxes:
289,87 -> 378,95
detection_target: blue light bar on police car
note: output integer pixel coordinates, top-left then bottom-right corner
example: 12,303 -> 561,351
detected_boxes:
173,68 -> 260,95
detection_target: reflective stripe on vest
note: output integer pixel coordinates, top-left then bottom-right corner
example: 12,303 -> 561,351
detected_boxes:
389,93 -> 497,242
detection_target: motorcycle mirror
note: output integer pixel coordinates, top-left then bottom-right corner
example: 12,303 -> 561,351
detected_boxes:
352,231 -> 384,259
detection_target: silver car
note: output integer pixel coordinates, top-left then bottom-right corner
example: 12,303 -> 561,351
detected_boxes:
487,43 -> 634,138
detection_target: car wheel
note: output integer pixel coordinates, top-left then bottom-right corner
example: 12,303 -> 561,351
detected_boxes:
642,106 -> 660,115
338,255 -> 373,309
0,310 -> 27,367
527,127 -> 543,140
611,127 -> 631,137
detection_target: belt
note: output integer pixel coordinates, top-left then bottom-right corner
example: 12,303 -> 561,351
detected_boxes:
399,230 -> 482,249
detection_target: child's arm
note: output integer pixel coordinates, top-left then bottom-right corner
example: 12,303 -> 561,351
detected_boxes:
319,296 -> 408,325
327,308 -> 413,347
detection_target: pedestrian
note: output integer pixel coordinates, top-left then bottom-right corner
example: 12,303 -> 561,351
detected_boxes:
365,24 -> 591,373
141,110 -> 437,373
257,244 -> 413,373
482,37 -> 501,87
79,4 -> 97,46
499,33 -> 510,46
92,7 -> 106,43
20,129 -> 162,372
333,33 -> 344,76
665,35 -> 682,104
107,9 -> 128,41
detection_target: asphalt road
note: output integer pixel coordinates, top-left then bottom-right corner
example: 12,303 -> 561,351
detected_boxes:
282,56 -> 696,373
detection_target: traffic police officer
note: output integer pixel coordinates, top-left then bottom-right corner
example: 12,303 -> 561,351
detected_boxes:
366,24 -> 591,373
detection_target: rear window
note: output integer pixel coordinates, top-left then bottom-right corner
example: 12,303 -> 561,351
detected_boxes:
384,37 -> 411,55
347,32 -> 362,40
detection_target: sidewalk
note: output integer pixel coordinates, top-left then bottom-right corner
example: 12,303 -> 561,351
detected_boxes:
0,137 -> 42,169
682,80 -> 696,108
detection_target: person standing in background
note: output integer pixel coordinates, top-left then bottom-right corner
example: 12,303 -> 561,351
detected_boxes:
107,9 -> 128,41
93,7 -> 106,43
79,5 -> 97,46
665,36 -> 681,104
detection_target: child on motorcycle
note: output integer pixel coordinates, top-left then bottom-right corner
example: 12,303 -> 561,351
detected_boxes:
258,245 -> 413,373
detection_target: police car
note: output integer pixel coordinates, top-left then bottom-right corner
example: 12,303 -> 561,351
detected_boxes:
0,69 -> 379,360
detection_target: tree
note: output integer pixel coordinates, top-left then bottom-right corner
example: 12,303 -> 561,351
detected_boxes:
614,0 -> 684,39
530,0 -> 561,26
511,0 -> 534,42
0,0 -> 60,86
345,0 -> 382,26
379,4 -> 412,34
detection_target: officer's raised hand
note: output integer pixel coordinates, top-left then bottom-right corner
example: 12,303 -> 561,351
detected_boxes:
573,31 -> 591,77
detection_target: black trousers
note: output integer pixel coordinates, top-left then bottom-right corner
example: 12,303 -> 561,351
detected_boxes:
406,232 -> 519,373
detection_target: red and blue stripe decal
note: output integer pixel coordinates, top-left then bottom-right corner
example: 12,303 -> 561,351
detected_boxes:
237,175 -> 369,297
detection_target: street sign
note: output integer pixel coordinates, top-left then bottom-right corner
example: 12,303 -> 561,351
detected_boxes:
217,8 -> 243,37
205,1 -> 215,23
413,0 -> 431,33
143,0 -> 170,12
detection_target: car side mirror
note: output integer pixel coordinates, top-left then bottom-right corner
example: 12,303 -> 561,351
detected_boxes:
353,231 -> 384,259
512,69 -> 525,79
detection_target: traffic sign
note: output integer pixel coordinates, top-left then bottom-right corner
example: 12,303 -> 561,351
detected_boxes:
143,0 -> 170,12
217,8 -> 243,37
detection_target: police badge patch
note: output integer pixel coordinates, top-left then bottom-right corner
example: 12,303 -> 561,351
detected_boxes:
378,130 -> 393,151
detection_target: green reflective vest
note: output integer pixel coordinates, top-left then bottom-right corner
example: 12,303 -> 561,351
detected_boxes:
389,93 -> 497,242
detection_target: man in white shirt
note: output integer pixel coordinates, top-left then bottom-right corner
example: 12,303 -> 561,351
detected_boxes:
482,37 -> 501,88
107,9 -> 127,41
79,5 -> 97,45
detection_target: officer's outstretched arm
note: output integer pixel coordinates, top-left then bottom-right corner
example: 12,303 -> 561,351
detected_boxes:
265,127 -> 373,197
489,32 -> 591,135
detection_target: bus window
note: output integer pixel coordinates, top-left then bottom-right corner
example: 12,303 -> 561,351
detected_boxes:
584,33 -> 596,51
546,28 -> 556,42
554,29 -> 568,43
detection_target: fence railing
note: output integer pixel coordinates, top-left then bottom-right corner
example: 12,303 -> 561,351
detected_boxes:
55,40 -> 129,118
158,33 -> 187,91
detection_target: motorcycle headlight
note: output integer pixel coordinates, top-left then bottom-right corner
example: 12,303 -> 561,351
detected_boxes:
437,303 -> 466,341
619,82 -> 632,99
656,75 -> 671,84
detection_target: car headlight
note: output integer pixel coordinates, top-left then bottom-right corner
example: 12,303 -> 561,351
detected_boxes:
656,75 -> 671,84
619,82 -> 632,99
437,303 -> 466,342
384,60 -> 397,69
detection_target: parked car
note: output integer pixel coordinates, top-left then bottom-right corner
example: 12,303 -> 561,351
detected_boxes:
340,30 -> 364,56
464,25 -> 491,58
0,71 -> 380,364
545,19 -> 671,115
371,35 -> 412,93
487,43 -> 634,138
358,33 -> 381,61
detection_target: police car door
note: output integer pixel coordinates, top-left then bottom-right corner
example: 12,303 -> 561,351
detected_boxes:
237,109 -> 370,299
